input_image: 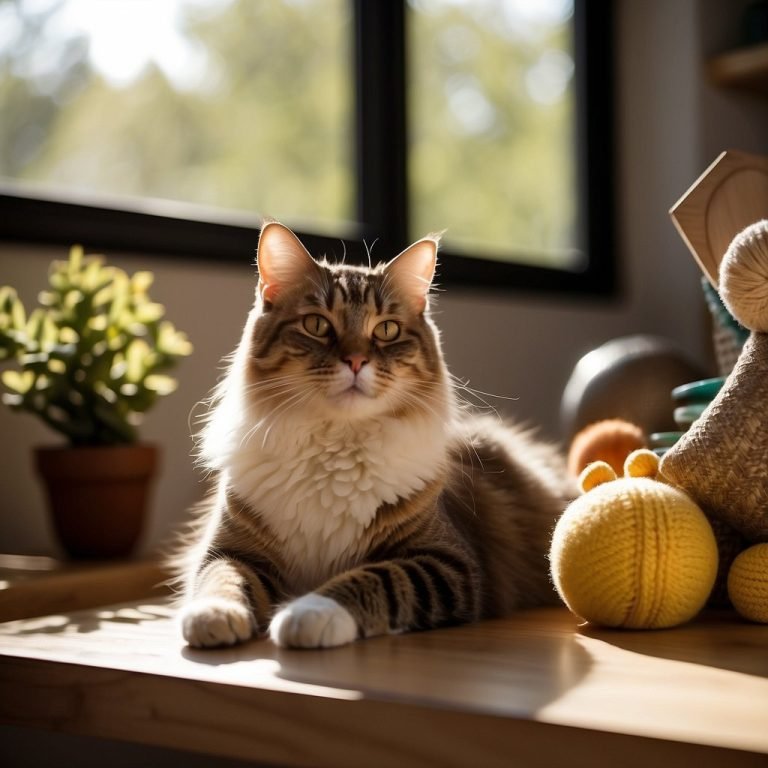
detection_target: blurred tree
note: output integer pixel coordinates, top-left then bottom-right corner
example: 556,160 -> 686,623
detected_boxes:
0,0 -> 576,265
408,0 -> 576,266
0,0 -> 90,177
2,0 -> 353,229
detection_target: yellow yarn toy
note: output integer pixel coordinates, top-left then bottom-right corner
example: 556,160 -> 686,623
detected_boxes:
550,449 -> 718,629
727,543 -> 768,623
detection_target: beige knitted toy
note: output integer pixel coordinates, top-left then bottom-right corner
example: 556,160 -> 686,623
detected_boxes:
660,220 -> 768,622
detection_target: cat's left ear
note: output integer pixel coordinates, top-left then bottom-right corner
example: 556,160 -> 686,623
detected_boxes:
256,221 -> 320,304
384,234 -> 440,314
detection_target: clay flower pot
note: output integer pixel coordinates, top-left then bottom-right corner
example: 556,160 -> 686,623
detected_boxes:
35,443 -> 158,559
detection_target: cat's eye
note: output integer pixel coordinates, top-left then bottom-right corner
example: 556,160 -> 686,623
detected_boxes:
302,314 -> 332,338
373,320 -> 400,342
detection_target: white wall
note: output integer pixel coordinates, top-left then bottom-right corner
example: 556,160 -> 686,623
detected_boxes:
1,0 -> 767,558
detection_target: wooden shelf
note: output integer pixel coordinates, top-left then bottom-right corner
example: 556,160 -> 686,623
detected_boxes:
708,42 -> 768,96
0,554 -> 169,622
1,601 -> 767,767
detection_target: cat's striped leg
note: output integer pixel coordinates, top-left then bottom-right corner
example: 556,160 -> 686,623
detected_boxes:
270,550 -> 481,648
180,552 -> 284,648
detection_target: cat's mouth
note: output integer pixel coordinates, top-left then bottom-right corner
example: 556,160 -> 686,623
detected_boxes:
328,379 -> 376,408
338,382 -> 373,399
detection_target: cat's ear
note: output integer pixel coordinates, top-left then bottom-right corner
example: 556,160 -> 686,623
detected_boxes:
384,235 -> 439,313
256,221 -> 319,304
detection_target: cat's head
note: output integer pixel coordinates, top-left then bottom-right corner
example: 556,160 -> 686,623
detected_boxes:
241,221 -> 449,424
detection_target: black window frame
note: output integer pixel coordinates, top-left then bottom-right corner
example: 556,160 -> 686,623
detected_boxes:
0,0 -> 614,297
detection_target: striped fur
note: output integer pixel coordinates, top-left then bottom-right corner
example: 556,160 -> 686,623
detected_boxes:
178,223 -> 575,648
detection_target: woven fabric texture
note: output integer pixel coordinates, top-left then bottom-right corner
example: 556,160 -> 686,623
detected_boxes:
660,331 -> 768,542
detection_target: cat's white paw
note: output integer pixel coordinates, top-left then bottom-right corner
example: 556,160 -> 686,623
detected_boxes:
179,597 -> 255,648
269,594 -> 357,649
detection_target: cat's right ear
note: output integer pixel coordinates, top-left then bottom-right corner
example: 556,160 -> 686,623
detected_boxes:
384,235 -> 440,314
256,221 -> 319,304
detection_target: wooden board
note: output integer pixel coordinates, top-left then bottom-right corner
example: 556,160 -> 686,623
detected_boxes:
669,149 -> 768,286
0,601 -> 766,767
0,554 -> 169,622
708,43 -> 768,97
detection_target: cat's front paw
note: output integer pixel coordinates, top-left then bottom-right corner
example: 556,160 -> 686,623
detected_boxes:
269,594 -> 357,649
179,597 -> 256,648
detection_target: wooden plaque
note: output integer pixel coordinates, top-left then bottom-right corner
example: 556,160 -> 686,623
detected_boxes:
670,149 -> 768,286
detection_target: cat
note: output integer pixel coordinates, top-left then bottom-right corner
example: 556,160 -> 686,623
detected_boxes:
177,221 -> 575,649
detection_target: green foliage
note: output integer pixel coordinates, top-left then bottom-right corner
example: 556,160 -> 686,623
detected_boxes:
0,0 -> 575,263
0,247 -> 193,445
0,0 -> 352,229
408,2 -> 576,263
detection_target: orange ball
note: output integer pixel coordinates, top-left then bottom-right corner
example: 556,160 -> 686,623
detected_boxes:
568,419 -> 647,477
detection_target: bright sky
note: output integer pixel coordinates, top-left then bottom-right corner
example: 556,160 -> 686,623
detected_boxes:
7,0 -> 571,94
15,0 -> 231,89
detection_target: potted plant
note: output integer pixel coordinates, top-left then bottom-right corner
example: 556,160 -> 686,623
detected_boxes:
0,246 -> 192,559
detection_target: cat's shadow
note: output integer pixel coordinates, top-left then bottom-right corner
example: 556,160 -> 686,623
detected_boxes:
181,615 -> 593,716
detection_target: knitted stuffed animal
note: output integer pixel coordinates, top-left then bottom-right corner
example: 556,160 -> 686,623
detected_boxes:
567,418 -> 647,478
550,449 -> 718,629
660,220 -> 768,623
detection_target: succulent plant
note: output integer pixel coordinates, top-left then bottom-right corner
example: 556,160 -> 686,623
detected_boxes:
0,246 -> 192,445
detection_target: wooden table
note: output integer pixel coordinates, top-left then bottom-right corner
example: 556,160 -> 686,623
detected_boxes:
1,595 -> 766,767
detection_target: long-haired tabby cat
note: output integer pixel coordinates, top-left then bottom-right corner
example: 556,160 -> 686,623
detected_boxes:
178,221 -> 574,649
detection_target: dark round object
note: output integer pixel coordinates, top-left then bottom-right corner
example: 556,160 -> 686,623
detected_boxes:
561,335 -> 707,441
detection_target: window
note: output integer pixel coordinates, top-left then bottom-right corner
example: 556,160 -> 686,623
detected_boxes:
0,0 -> 614,294
409,0 -> 577,268
0,0 -> 354,232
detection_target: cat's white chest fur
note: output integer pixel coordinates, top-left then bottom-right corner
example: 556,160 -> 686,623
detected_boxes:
225,413 -> 447,591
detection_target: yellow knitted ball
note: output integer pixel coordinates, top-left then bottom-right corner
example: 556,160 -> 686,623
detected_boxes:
551,470 -> 718,629
727,543 -> 768,623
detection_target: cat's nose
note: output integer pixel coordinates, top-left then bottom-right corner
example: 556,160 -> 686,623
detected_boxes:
343,354 -> 369,374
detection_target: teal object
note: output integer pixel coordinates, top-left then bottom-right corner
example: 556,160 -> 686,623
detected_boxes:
649,431 -> 685,449
701,278 -> 749,344
674,403 -> 708,429
672,377 -> 725,404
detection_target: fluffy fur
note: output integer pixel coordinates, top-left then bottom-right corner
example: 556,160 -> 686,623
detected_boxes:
178,222 -> 575,649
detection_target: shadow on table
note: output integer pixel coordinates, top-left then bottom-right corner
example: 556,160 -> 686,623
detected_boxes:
182,613 -> 593,717
578,610 -> 768,677
0,602 -> 171,636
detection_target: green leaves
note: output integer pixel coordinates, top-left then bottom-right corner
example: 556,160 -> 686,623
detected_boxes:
2,369 -> 34,394
0,245 -> 193,446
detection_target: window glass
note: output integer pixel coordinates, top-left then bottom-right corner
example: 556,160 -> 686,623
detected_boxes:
0,0 -> 354,233
408,0 -> 578,268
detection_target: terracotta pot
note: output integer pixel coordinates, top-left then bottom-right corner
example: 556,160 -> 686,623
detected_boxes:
35,443 -> 158,559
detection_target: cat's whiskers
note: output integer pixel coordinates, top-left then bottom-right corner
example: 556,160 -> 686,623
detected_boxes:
243,372 -> 314,391
259,387 -> 316,449
198,377 -> 315,450
242,385 -> 309,412
389,385 -> 449,426
235,384 -> 314,452
448,373 -> 519,420
400,380 -> 488,476
192,374 -> 312,439
363,238 -> 378,270
384,383 -> 481,513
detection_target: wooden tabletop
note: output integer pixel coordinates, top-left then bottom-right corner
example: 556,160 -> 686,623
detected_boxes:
0,599 -> 766,767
